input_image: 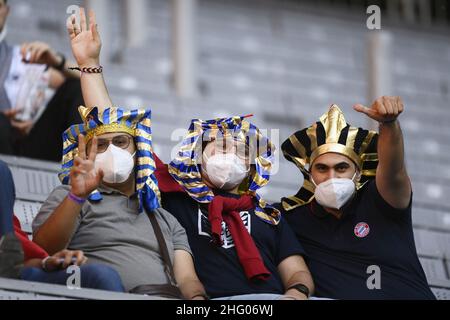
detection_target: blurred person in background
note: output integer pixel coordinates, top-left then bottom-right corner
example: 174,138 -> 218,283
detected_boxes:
0,0 -> 83,162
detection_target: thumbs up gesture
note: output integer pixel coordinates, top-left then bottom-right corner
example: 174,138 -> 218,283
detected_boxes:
353,96 -> 404,123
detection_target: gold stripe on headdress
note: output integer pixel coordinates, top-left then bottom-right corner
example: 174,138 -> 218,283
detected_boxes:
359,131 -> 377,155
346,126 -> 359,152
289,134 -> 307,160
321,104 -> 347,144
306,123 -> 318,151
85,123 -> 135,142
282,194 -> 314,211
310,143 -> 362,168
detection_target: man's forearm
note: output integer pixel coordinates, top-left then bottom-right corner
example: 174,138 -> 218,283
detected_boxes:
75,57 -> 112,110
178,278 -> 208,300
33,197 -> 82,255
378,120 -> 406,177
354,96 -> 410,208
376,119 -> 411,208
80,73 -> 113,110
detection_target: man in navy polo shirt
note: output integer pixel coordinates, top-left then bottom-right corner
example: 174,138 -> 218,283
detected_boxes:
277,97 -> 435,300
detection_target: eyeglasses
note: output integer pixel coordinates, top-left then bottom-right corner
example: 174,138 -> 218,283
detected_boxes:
204,139 -> 249,161
95,135 -> 133,153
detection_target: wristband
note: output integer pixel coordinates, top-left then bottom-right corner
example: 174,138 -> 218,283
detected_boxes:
68,66 -> 103,73
68,192 -> 86,205
287,283 -> 310,298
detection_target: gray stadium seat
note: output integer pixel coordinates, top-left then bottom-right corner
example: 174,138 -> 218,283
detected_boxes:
419,258 -> 450,284
414,229 -> 450,259
0,155 -> 60,203
0,278 -> 159,300
13,200 -> 43,235
431,288 -> 450,300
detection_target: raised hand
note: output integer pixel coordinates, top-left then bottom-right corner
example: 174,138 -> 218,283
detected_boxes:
70,135 -> 103,198
66,8 -> 101,68
353,96 -> 404,123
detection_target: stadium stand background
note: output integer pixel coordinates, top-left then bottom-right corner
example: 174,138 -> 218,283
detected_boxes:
1,0 -> 450,299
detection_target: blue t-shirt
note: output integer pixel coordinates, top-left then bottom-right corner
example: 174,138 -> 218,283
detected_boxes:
277,180 -> 435,300
161,191 -> 306,299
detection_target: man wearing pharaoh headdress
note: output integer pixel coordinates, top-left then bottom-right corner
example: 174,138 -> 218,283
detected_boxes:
278,97 -> 435,300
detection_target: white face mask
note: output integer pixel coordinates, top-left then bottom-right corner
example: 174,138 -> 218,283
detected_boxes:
202,153 -> 249,191
312,172 -> 357,209
94,144 -> 135,184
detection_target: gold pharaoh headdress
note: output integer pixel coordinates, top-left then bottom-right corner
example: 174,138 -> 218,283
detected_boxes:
281,104 -> 378,211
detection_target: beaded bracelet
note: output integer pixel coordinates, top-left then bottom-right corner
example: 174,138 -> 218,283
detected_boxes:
69,66 -> 103,73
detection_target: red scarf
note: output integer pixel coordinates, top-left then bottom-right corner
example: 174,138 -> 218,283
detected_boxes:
154,153 -> 184,193
208,195 -> 271,282
13,216 -> 48,261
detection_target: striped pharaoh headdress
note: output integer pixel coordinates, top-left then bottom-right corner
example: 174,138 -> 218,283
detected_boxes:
168,115 -> 281,225
59,106 -> 160,212
281,104 -> 378,211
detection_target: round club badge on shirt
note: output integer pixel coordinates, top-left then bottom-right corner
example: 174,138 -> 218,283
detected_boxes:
354,222 -> 370,238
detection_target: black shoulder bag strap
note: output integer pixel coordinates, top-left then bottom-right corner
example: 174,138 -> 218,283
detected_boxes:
146,210 -> 177,286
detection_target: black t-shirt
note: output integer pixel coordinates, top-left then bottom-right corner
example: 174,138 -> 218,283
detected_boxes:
277,180 -> 435,300
161,191 -> 306,299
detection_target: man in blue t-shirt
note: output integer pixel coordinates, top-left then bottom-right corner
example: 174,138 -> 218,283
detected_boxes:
159,116 -> 314,300
277,97 -> 435,299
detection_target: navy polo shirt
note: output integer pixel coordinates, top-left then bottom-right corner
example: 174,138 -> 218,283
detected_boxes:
161,191 -> 306,299
277,180 -> 435,300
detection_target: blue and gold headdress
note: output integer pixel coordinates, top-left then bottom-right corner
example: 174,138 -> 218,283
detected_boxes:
168,115 -> 280,225
59,106 -> 160,212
